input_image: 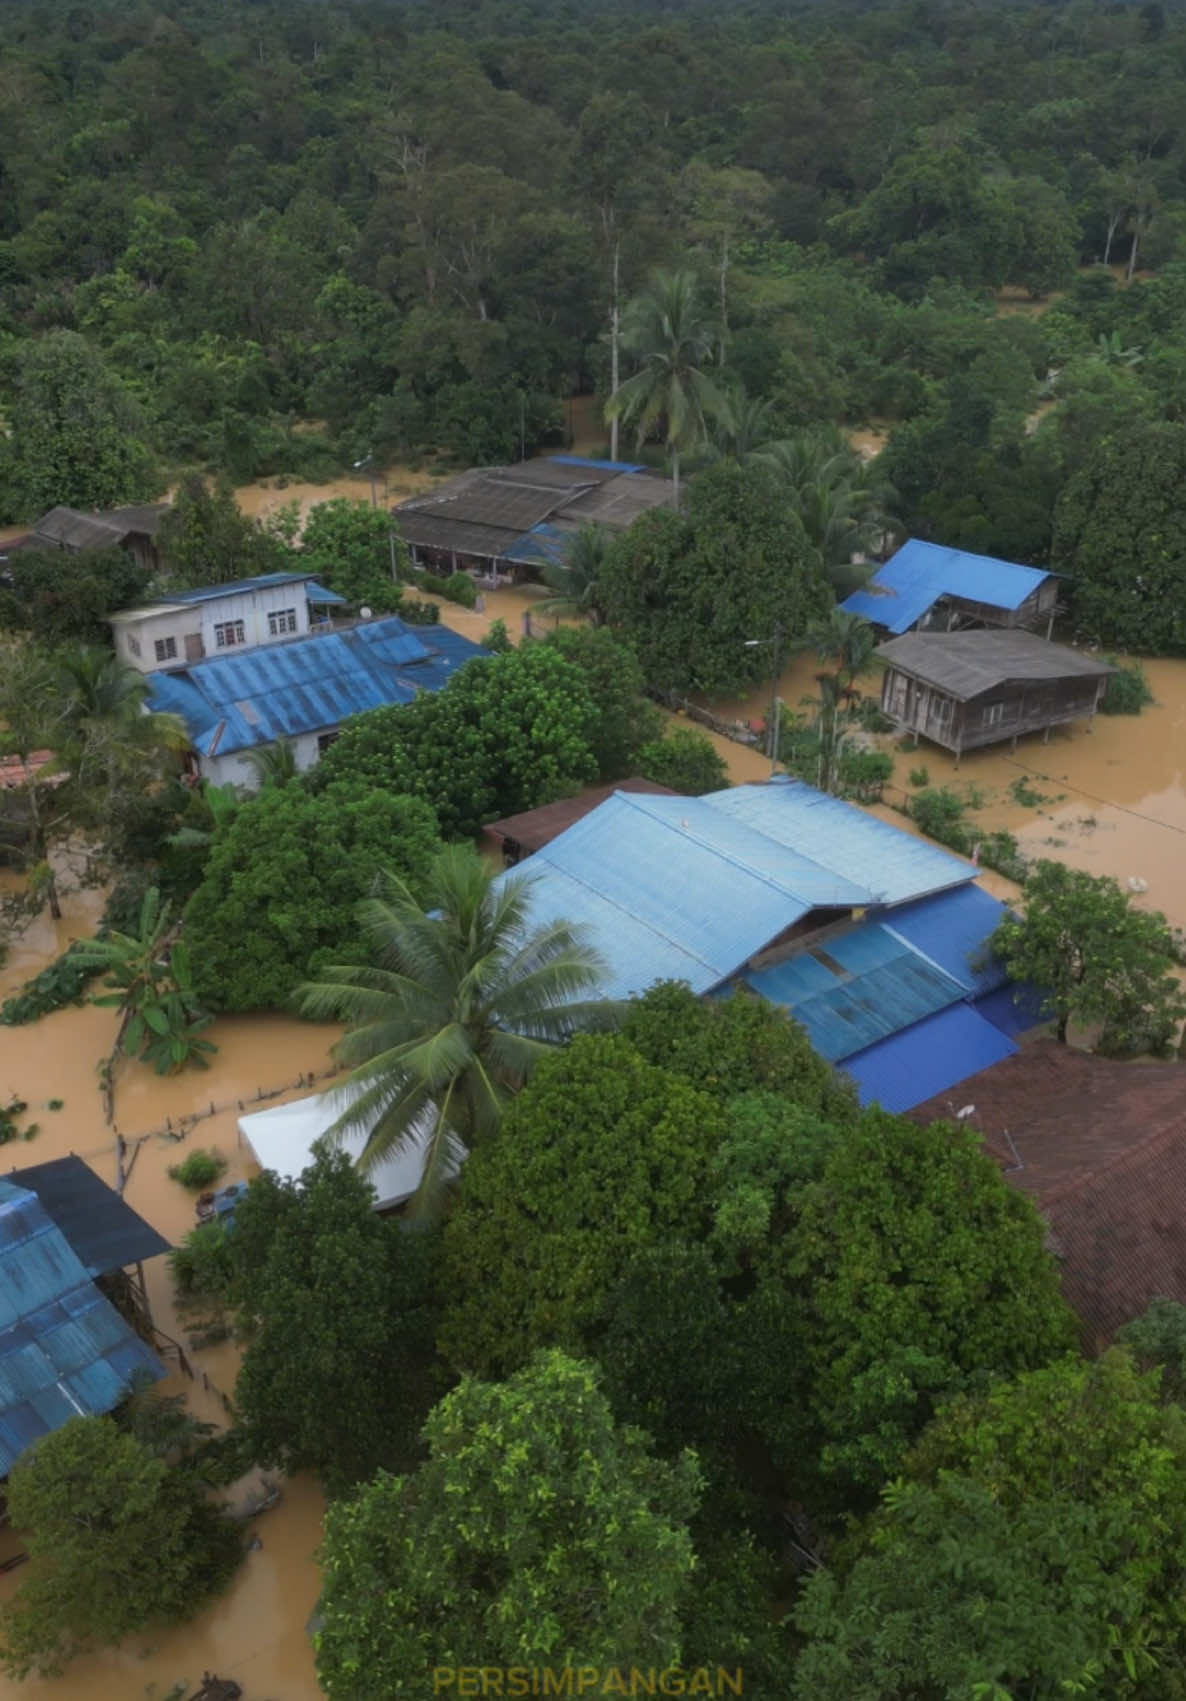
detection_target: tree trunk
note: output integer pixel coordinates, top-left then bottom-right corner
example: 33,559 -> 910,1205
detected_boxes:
21,762 -> 61,920
672,445 -> 680,505
1127,226 -> 1141,282
609,240 -> 621,462
1056,1012 -> 1068,1043
718,236 -> 729,367
1103,210 -> 1121,267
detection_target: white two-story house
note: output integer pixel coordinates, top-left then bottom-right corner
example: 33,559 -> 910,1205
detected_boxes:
109,571 -> 344,672
110,571 -> 490,789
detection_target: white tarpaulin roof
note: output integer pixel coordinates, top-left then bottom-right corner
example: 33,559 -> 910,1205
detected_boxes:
238,1082 -> 465,1212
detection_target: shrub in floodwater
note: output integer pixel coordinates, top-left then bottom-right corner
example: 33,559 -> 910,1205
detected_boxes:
1100,657 -> 1154,715
168,1148 -> 227,1191
908,765 -> 930,788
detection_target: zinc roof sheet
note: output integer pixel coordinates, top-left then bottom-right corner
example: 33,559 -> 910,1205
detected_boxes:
876,630 -> 1112,700
704,780 -> 972,905
744,925 -> 968,1061
841,1002 -> 1018,1113
841,539 -> 1055,635
7,1156 -> 170,1277
971,980 -> 1050,1038
0,1182 -> 163,1475
879,885 -> 1011,995
170,572 -> 325,605
146,617 -> 488,756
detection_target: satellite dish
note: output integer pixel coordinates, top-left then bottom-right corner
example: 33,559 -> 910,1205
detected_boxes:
359,605 -> 372,620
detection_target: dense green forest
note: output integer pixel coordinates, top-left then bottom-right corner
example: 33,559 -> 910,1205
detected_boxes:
4,0 -> 1186,625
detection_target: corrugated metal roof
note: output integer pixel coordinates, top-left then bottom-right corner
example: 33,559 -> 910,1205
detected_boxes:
31,506 -> 129,552
548,455 -> 649,473
704,780 -> 972,906
879,885 -> 1010,995
501,781 -> 977,1003
146,617 -> 488,755
971,981 -> 1050,1038
171,572 -> 327,605
877,630 -> 1112,700
504,522 -> 577,568
841,1002 -> 1018,1113
744,924 -> 968,1061
6,1157 -> 170,1277
304,579 -> 347,605
0,1182 -> 163,1476
842,539 -> 1055,635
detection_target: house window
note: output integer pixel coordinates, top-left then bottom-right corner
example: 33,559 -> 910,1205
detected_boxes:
981,702 -> 1004,728
267,607 -> 298,636
154,635 -> 177,663
214,620 -> 246,649
317,730 -> 341,755
127,635 -> 142,658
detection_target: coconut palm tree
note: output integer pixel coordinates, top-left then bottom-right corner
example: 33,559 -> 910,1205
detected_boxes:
535,524 -> 610,624
758,433 -> 898,596
802,607 -> 878,701
298,844 -> 621,1214
605,269 -> 730,502
55,646 -> 188,792
710,386 -> 778,463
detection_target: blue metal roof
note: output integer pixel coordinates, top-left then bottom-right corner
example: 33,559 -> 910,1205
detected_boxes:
548,455 -> 648,473
971,981 -> 1050,1039
879,884 -> 1011,996
704,780 -> 973,906
744,923 -> 968,1061
841,539 -> 1055,635
170,572 -> 332,605
146,617 -> 489,756
305,579 -> 347,605
7,1157 -> 170,1277
0,1182 -> 163,1476
504,522 -> 574,568
841,1002 -> 1018,1113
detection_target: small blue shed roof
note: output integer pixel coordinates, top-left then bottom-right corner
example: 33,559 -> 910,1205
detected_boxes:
146,617 -> 489,756
841,539 -> 1055,635
841,1002 -> 1018,1113
548,455 -> 648,473
879,884 -> 1011,996
744,923 -> 969,1061
704,780 -> 972,906
0,1182 -> 163,1476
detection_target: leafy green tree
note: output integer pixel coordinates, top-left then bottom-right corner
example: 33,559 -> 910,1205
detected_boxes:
438,1035 -> 726,1374
800,607 -> 878,699
636,726 -> 729,794
156,475 -> 291,589
541,624 -> 663,779
233,1149 -> 443,1494
299,496 -> 405,612
992,860 -> 1186,1053
784,1108 -> 1077,1498
794,1354 -> 1186,1701
0,331 -> 160,521
0,1416 -> 239,1679
1052,420 -> 1186,652
606,268 -> 729,500
241,737 -> 299,788
620,981 -> 855,1118
598,460 -> 828,695
313,644 -> 599,837
1117,1297 -> 1186,1402
185,784 -> 441,1011
299,845 -> 618,1213
314,1352 -> 699,1700
0,545 -> 150,646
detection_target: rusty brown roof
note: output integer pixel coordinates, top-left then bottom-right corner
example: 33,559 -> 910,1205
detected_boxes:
911,1041 -> 1186,1344
486,779 -> 677,853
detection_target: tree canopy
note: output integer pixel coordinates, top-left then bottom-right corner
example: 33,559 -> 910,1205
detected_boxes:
597,460 -> 829,695
794,1353 -> 1186,1701
314,1352 -> 699,1700
185,783 -> 441,1011
992,860 -> 1186,1053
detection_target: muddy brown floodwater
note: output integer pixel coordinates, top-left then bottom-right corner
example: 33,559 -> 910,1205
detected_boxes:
0,908 -> 342,1699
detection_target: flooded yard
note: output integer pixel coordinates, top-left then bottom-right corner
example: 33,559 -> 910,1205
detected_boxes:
0,925 -> 340,1700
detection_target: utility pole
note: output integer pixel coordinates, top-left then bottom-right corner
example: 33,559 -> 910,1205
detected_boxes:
743,623 -> 784,777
